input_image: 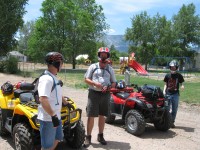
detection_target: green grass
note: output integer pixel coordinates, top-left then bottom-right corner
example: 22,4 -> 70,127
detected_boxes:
23,69 -> 200,105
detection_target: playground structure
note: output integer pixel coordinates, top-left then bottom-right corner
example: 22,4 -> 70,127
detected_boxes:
150,56 -> 191,71
119,53 -> 148,76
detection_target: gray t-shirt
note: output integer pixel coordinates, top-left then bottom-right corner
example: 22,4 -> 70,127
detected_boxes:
84,63 -> 116,91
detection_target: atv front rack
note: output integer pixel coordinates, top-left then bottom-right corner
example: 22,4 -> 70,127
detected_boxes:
110,87 -> 134,93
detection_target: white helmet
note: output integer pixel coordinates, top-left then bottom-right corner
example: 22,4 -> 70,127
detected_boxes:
169,60 -> 179,70
98,47 -> 110,62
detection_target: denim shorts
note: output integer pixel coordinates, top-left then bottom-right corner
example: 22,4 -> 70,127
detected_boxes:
39,120 -> 63,149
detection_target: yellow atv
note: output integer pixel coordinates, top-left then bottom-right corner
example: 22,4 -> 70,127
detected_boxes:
0,81 -> 85,150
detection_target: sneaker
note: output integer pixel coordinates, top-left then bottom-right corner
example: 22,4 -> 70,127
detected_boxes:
97,133 -> 107,145
83,135 -> 91,148
171,123 -> 175,128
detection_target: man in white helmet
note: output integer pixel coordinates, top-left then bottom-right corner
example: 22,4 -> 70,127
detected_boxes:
163,60 -> 184,128
84,47 -> 116,147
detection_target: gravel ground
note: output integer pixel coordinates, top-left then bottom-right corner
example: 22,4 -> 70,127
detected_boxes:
0,73 -> 200,150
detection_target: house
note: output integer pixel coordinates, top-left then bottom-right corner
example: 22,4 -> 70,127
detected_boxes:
8,51 -> 27,62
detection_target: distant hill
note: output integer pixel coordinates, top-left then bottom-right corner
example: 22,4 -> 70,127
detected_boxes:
102,35 -> 129,53
103,35 -> 200,53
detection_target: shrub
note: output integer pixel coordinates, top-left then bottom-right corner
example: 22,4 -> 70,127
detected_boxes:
0,61 -> 6,72
5,56 -> 19,74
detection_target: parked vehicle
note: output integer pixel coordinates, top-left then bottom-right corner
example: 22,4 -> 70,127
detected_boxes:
0,81 -> 85,150
106,83 -> 171,136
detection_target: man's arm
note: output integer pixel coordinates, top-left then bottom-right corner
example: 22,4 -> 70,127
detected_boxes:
163,83 -> 167,95
85,78 -> 102,89
111,82 -> 116,88
39,96 -> 54,116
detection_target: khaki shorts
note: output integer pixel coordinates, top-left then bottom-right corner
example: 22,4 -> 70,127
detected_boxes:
86,89 -> 110,117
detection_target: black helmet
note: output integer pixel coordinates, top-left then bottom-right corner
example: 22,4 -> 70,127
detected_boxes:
1,81 -> 13,95
45,52 -> 64,71
169,60 -> 179,70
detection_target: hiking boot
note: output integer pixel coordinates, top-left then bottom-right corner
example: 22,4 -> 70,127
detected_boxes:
171,123 -> 175,128
83,135 -> 91,148
97,133 -> 107,145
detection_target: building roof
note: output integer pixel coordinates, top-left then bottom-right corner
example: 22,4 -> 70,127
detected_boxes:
9,51 -> 25,57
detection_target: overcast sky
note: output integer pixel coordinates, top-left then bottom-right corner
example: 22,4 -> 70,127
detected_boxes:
24,0 -> 200,35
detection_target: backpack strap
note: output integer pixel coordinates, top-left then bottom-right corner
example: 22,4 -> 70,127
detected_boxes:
32,72 -> 59,105
91,63 -> 111,78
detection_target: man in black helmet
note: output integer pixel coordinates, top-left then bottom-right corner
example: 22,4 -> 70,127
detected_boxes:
163,60 -> 185,128
37,52 -> 68,150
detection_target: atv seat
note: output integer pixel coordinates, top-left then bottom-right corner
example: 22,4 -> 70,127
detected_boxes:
19,92 -> 35,103
115,92 -> 130,99
14,89 -> 31,98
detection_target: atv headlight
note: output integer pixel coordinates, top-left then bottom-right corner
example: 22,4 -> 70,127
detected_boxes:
70,111 -> 77,119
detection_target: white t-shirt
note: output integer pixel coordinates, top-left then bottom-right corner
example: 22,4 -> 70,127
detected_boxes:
37,70 -> 62,121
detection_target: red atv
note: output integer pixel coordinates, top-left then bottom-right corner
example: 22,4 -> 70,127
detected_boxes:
106,83 -> 171,136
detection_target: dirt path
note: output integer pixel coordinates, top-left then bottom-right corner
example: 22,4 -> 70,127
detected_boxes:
0,73 -> 200,150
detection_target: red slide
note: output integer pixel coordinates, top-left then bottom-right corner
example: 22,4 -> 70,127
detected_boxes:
128,60 -> 148,75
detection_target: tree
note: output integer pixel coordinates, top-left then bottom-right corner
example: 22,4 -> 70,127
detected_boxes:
0,0 -> 28,56
152,14 -> 175,56
172,3 -> 200,57
171,3 -> 200,69
125,11 -> 156,70
110,44 -> 120,62
17,21 -> 35,55
27,0 -> 108,68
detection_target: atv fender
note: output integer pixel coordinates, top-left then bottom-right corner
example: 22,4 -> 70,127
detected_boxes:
13,104 -> 38,130
122,97 -> 146,119
127,97 -> 146,109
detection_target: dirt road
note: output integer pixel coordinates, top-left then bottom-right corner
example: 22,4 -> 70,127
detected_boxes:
0,73 -> 200,150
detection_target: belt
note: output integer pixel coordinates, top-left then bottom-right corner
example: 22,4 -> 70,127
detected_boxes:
89,89 -> 102,93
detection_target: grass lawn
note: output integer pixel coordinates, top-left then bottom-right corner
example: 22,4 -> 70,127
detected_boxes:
28,68 -> 200,105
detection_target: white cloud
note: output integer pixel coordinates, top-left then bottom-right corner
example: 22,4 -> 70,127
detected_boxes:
24,0 -> 200,35
96,0 -> 198,14
104,28 -> 116,34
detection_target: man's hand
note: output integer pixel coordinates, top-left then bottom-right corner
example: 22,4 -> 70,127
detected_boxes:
93,82 -> 102,89
51,114 -> 60,127
102,86 -> 108,93
163,91 -> 166,96
181,85 -> 184,90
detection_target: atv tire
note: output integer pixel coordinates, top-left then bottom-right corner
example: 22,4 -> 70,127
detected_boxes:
125,110 -> 145,136
154,110 -> 172,131
13,123 -> 34,150
0,108 -> 9,136
64,120 -> 85,149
